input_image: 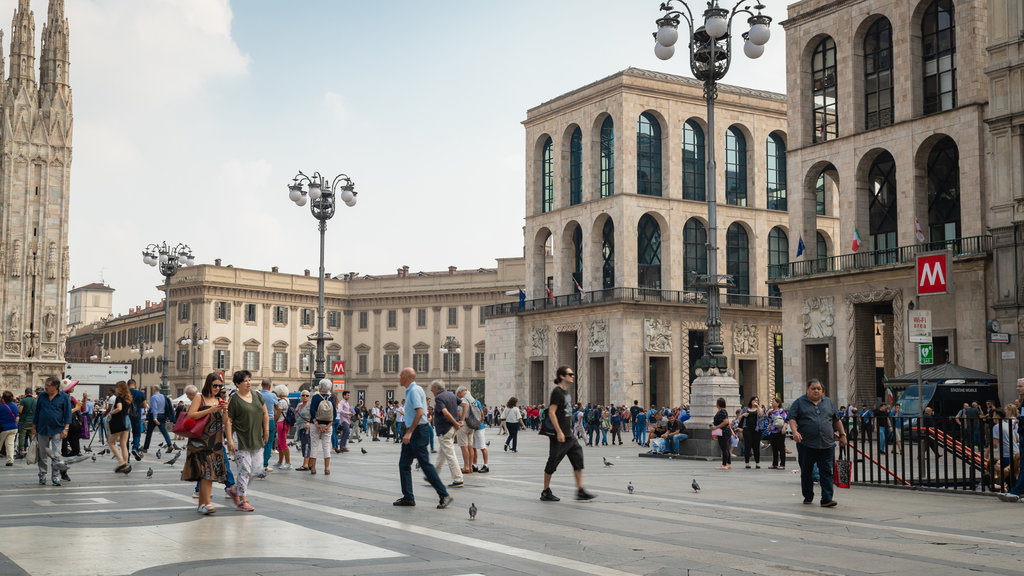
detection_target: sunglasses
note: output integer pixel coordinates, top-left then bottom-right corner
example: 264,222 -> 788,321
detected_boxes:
564,372 -> 575,377
212,384 -> 222,388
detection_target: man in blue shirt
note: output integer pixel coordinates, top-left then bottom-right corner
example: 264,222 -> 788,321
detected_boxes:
259,379 -> 278,473
142,386 -> 177,451
788,378 -> 847,507
32,376 -> 71,486
393,367 -> 452,509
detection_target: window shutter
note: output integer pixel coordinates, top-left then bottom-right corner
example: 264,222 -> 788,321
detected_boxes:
225,350 -> 231,371
225,303 -> 232,321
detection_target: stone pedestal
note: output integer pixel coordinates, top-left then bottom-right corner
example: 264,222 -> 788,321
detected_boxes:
688,373 -> 742,421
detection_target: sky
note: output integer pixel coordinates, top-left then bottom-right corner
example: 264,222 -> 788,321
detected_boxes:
2,0 -> 789,313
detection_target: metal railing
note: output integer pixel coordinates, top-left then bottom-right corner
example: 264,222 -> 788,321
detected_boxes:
846,415 -> 1020,493
774,235 -> 992,279
482,287 -> 781,319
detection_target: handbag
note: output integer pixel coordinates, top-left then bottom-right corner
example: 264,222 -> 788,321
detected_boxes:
834,446 -> 852,489
539,410 -> 556,437
172,398 -> 209,439
26,438 -> 38,464
711,427 -> 723,438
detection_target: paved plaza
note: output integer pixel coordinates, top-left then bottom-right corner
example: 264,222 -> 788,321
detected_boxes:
1,433 -> 1022,576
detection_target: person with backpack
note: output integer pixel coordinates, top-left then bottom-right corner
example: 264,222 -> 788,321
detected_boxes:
307,379 -> 335,476
455,385 -> 487,474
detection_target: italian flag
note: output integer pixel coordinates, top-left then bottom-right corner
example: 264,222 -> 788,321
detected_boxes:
852,227 -> 862,252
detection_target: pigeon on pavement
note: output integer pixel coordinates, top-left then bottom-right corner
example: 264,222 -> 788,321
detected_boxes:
692,479 -> 701,493
361,448 -> 367,455
603,457 -> 614,467
164,451 -> 181,466
156,449 -> 162,459
469,503 -> 477,520
91,454 -> 97,462
146,467 -> 154,479
628,482 -> 634,494
486,441 -> 490,447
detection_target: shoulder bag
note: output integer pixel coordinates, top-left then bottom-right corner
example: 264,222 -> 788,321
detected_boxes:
172,398 -> 209,439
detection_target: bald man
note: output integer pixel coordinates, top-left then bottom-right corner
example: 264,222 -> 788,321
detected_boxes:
393,368 -> 452,509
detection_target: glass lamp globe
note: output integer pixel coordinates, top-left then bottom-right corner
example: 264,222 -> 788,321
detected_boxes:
654,42 -> 675,61
288,186 -> 302,203
344,196 -> 357,207
309,184 -> 322,201
295,195 -> 308,207
748,22 -> 770,46
339,188 -> 354,203
744,39 -> 764,59
656,24 -> 678,47
705,15 -> 728,38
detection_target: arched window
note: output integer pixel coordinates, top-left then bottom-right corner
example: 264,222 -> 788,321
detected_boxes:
767,227 -> 789,298
601,219 -> 615,289
815,231 -> 829,273
682,120 -> 705,201
725,126 -> 747,206
923,0 -> 956,114
600,117 -> 614,198
864,17 -> 894,129
726,223 -> 750,300
815,171 -> 827,215
541,137 -> 553,213
812,37 -> 838,142
869,152 -> 898,262
766,133 -> 787,211
637,215 -> 662,289
683,218 -> 707,292
572,225 -> 583,289
637,113 -> 662,196
927,136 -> 960,242
569,127 -> 583,206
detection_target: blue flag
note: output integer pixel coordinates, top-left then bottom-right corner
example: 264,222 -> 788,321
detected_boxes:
518,288 -> 526,309
796,236 -> 806,258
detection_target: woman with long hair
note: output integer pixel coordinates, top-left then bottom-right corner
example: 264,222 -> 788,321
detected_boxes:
767,397 -> 788,469
711,397 -> 732,470
181,373 -> 228,515
108,381 -> 133,474
741,396 -> 764,469
503,397 -> 521,453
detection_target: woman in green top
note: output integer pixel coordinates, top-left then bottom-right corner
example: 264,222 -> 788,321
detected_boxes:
225,370 -> 267,512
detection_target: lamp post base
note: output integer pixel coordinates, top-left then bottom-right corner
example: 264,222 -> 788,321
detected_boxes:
688,372 -> 741,422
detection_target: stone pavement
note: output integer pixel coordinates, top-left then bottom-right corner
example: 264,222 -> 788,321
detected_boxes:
1,432 -> 1022,576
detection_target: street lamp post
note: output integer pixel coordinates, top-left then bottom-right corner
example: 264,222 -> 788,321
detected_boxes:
90,340 -> 110,363
651,1 -> 771,415
129,337 -> 155,392
287,171 -> 358,385
142,242 -> 195,397
440,336 -> 461,390
180,322 -> 208,395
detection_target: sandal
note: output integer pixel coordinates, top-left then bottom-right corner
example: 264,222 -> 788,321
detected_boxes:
295,466 -> 309,471
310,469 -> 316,475
324,470 -> 331,475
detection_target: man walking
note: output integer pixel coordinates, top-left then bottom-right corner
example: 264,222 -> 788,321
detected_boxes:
32,376 -> 71,486
143,386 -> 176,452
429,380 -> 464,487
393,368 -> 453,509
17,386 -> 36,457
541,366 -> 595,502
258,379 -> 277,472
788,378 -> 847,507
336,390 -> 353,453
127,379 -> 147,457
996,378 -> 1024,503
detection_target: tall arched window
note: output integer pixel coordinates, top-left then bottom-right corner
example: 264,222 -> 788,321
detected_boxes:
923,0 -> 956,114
864,17 -> 894,129
637,112 -> 662,196
767,133 -> 787,211
815,231 -> 829,272
637,215 -> 662,289
815,171 -> 827,215
572,225 -> 583,289
600,117 -> 614,198
726,223 -> 750,301
541,137 -> 553,213
767,227 -> 789,298
725,126 -> 747,206
869,151 -> 898,262
812,37 -> 838,142
569,127 -> 583,206
927,136 -> 960,242
683,218 -> 707,292
682,120 -> 705,201
602,219 -> 615,289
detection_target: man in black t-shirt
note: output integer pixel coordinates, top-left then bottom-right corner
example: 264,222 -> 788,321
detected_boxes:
874,404 -> 890,454
540,366 -> 595,502
629,400 -> 643,443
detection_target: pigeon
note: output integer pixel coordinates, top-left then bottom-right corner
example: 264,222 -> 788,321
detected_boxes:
469,503 -> 477,520
91,455 -> 96,462
361,448 -> 367,455
146,467 -> 154,479
164,451 -> 181,466
603,457 -> 614,467
256,472 -> 267,480
156,449 -> 162,459
486,441 -> 491,447
627,482 -> 634,494
98,448 -> 109,456
691,479 -> 701,493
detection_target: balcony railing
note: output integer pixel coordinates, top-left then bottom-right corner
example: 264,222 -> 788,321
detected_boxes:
482,287 -> 781,320
772,235 -> 992,280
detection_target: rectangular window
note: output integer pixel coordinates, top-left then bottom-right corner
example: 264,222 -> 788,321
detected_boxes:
478,307 -> 485,326
358,311 -> 368,330
214,349 -> 230,371
327,353 -> 341,368
302,308 -> 314,326
244,350 -> 259,371
300,351 -> 313,373
177,349 -> 190,370
327,311 -> 341,329
357,354 -> 368,374
417,309 -> 427,328
442,352 -> 461,373
274,306 -> 288,325
387,310 -> 397,329
383,353 -> 399,373
245,304 -> 257,323
273,351 -> 288,372
215,301 -> 230,321
474,351 -> 485,372
178,302 -> 190,321
413,352 -> 429,373
447,307 -> 457,327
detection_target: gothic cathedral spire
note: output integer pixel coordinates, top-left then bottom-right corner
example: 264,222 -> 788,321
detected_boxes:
41,0 -> 70,97
8,0 -> 35,91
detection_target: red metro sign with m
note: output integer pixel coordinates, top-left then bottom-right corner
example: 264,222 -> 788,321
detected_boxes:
917,253 -> 948,295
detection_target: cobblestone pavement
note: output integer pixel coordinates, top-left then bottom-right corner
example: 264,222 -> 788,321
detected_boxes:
1,432 -> 1022,575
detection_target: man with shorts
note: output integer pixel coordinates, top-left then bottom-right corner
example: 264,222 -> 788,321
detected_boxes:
541,366 -> 595,502
455,386 -> 487,473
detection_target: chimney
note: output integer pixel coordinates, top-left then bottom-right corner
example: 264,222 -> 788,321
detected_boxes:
324,271 -> 330,279
449,266 -> 457,275
145,300 -> 151,308
304,269 -> 311,277
272,266 -> 279,273
403,265 -> 410,275
214,258 -> 222,266
397,268 -> 404,277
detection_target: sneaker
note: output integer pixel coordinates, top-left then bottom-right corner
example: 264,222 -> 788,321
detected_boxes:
132,450 -> 142,461
996,492 -> 1021,502
235,501 -> 255,512
540,488 -> 560,502
60,471 -> 71,482
263,467 -> 274,473
51,477 -> 61,486
193,490 -> 199,499
472,465 -> 479,473
576,488 -> 596,501
437,495 -> 454,509
197,504 -> 216,515
820,500 -> 838,508
392,497 -> 416,507
803,498 -> 813,504
478,465 -> 489,474
38,477 -> 46,486
448,481 -> 464,488
281,463 -> 291,470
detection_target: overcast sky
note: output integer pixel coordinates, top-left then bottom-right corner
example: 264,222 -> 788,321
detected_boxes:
3,0 -> 789,313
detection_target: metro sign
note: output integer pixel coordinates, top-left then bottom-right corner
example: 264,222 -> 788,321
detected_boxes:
331,361 -> 346,375
916,252 -> 949,295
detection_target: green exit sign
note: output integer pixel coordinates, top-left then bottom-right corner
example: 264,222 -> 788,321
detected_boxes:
919,343 -> 934,366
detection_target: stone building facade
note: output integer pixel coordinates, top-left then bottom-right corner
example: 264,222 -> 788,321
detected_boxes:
486,68 -> 791,410
776,0 -> 1021,405
0,1 -> 73,390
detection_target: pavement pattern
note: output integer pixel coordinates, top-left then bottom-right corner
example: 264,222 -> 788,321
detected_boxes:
1,431 -> 1023,576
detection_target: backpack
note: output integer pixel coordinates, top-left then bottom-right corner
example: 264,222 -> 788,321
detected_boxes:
464,398 -> 482,429
285,404 -> 297,426
315,395 -> 334,422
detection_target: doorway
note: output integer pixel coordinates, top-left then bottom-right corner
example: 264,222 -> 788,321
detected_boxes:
805,342 -> 833,399
687,330 -> 705,401
589,357 -> 606,405
738,359 -> 757,402
648,357 -> 669,408
530,360 -> 546,406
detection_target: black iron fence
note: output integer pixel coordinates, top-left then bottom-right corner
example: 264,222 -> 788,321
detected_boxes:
846,415 -> 1020,493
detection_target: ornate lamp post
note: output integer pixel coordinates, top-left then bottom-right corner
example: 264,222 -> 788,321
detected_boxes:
180,323 -> 208,395
288,171 -> 358,385
142,242 -> 195,396
440,336 -> 461,390
129,336 -> 155,392
90,340 -> 110,362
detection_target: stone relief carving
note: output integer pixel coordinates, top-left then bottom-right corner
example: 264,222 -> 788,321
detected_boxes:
732,323 -> 759,355
25,331 -> 38,358
644,318 -> 672,352
42,344 -> 57,358
587,320 -> 608,353
10,239 -> 21,277
61,246 -> 69,278
7,308 -> 19,340
3,342 -> 18,356
529,326 -> 549,357
46,242 -> 57,279
802,296 -> 835,339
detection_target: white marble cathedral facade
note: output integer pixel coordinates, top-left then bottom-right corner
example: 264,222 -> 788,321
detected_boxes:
0,0 -> 72,390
